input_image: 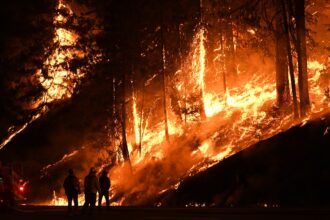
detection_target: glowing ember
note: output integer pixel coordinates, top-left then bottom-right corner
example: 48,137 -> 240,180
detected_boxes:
247,28 -> 256,35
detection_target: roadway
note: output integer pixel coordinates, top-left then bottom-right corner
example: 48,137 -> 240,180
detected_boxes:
2,206 -> 330,220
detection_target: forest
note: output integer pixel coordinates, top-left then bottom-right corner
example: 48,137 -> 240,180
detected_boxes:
0,0 -> 329,206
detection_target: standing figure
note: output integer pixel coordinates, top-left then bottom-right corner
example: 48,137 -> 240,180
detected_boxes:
82,167 -> 99,213
63,168 -> 80,213
98,170 -> 111,207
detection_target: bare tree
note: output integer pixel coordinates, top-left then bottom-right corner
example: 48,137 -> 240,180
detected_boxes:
294,0 -> 310,117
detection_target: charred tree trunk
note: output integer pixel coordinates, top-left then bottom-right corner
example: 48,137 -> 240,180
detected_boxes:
223,0 -> 237,87
121,73 -> 130,162
294,0 -> 310,117
110,73 -> 116,149
160,0 -> 170,143
220,34 -> 227,99
118,0 -> 134,164
224,22 -> 236,81
275,12 -> 290,108
204,0 -> 223,95
198,0 -> 206,120
281,0 -> 299,118
138,88 -> 145,154
178,23 -> 187,125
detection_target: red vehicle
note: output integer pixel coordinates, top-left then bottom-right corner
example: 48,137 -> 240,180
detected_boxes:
0,163 -> 27,206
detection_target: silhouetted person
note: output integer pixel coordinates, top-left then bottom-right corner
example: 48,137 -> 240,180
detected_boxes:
98,170 -> 111,208
82,167 -> 99,213
63,169 -> 80,213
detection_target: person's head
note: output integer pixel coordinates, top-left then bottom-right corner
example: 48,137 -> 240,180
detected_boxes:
68,168 -> 74,175
101,170 -> 107,176
90,167 -> 96,174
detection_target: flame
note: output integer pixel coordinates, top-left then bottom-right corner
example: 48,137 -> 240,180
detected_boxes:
56,28 -> 78,46
198,28 -> 206,107
51,190 -> 85,206
38,0 -> 84,103
132,93 -> 140,146
190,28 -> 207,117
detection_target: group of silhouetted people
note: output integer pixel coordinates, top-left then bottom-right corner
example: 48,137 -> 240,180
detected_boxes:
63,167 -> 111,215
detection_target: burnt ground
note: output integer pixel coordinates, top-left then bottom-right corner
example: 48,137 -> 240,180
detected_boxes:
160,112 -> 330,207
2,206 -> 330,220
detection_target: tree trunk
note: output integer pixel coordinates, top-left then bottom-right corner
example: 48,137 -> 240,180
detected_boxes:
178,23 -> 187,125
281,0 -> 299,118
275,9 -> 290,108
220,34 -> 227,99
294,0 -> 310,117
160,0 -> 170,143
223,0 -> 237,87
119,0 -> 132,163
121,75 -> 130,162
110,73 -> 116,150
138,88 -> 145,154
161,45 -> 170,143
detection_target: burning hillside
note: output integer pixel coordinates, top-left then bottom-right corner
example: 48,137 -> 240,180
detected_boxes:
163,110 -> 330,207
43,27 -> 328,206
0,0 -> 329,207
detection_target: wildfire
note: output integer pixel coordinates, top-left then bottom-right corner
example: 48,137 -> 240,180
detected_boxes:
114,27 -> 328,205
45,24 -> 329,206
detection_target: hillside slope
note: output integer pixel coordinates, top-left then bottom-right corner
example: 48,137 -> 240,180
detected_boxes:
162,112 -> 330,207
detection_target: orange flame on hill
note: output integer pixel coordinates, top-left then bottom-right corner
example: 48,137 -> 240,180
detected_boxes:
109,27 -> 329,205
45,23 -> 329,206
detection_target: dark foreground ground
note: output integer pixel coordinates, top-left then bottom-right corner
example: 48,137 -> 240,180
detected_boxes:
161,112 -> 330,207
2,206 -> 330,220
